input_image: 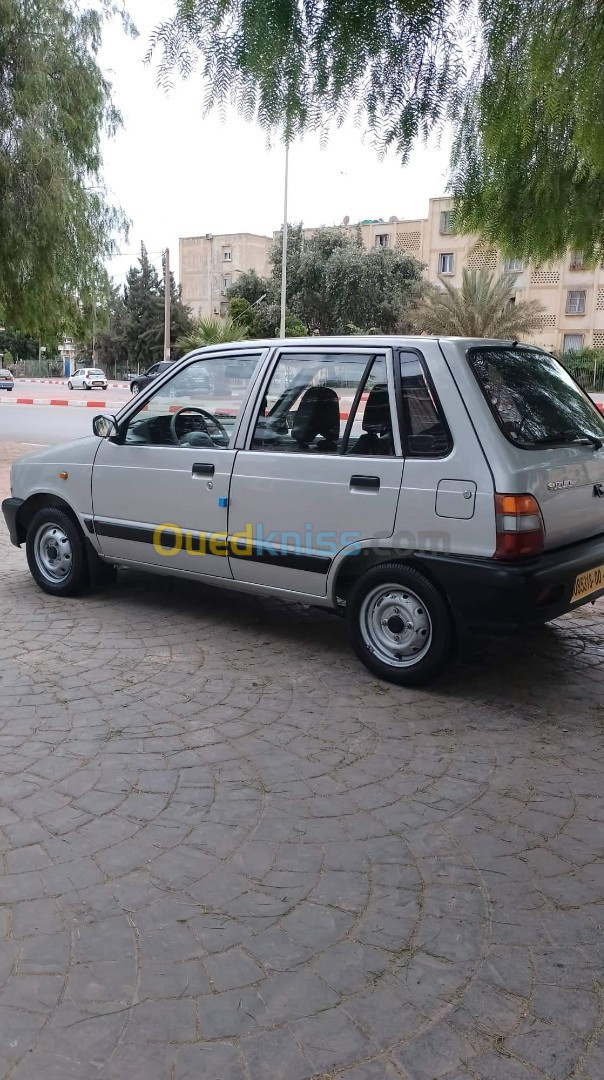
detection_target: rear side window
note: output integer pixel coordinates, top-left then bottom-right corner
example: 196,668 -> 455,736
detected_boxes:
399,354 -> 451,457
469,346 -> 604,449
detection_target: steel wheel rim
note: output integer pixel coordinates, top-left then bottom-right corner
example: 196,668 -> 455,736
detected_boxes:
359,584 -> 432,668
34,523 -> 73,584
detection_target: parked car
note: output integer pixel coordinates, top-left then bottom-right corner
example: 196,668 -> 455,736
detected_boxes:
5,336 -> 604,686
0,369 -> 14,391
68,368 -> 108,390
130,360 -> 174,394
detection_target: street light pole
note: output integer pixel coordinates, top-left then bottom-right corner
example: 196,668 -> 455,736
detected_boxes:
279,143 -> 289,339
164,248 -> 171,361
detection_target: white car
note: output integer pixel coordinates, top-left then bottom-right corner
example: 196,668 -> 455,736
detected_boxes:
68,368 -> 108,390
5,336 -> 604,685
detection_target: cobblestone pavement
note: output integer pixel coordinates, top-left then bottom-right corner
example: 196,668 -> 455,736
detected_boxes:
0,440 -> 603,1080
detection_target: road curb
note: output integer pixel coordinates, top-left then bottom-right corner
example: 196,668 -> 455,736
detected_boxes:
0,397 -> 128,409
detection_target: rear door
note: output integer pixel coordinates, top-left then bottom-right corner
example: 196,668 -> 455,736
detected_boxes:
461,344 -> 604,549
227,346 -> 404,596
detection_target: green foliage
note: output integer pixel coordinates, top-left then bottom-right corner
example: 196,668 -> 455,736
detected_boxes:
177,316 -> 249,350
451,1 -> 604,260
149,1 -> 465,150
0,327 -> 38,364
149,1 -> 604,260
415,269 -> 544,338
0,1 -> 134,336
91,246 -> 193,373
227,225 -> 424,336
558,348 -> 604,393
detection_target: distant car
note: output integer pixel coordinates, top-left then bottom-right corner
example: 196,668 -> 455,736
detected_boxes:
130,360 -> 174,395
68,368 -> 108,390
0,369 -> 14,391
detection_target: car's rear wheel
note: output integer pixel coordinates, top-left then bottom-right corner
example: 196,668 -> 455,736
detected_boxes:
26,508 -> 89,597
346,561 -> 454,685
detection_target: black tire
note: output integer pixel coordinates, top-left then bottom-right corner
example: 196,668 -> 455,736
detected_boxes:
346,561 -> 455,686
67,381 -> 73,389
26,508 -> 89,597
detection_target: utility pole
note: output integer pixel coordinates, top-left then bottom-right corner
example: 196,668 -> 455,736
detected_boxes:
279,143 -> 289,339
163,247 -> 171,361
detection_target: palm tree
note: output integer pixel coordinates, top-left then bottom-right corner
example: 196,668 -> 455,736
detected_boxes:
177,316 -> 249,352
415,268 -> 544,338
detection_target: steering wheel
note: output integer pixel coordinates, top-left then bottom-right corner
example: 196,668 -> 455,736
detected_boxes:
169,406 -> 229,446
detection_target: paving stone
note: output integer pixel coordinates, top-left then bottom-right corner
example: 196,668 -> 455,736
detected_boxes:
0,436 -> 602,1080
175,1042 -> 246,1080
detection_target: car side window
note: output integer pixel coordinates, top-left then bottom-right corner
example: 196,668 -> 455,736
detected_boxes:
249,351 -> 395,456
399,353 -> 451,457
123,353 -> 261,448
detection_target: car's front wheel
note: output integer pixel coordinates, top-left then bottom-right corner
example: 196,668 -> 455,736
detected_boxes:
26,508 -> 89,597
67,381 -> 73,389
346,561 -> 454,686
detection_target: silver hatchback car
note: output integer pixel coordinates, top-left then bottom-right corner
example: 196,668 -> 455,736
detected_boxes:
68,367 -> 108,390
5,336 -> 604,685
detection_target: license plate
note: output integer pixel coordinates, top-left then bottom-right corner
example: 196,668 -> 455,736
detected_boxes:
571,564 -> 604,603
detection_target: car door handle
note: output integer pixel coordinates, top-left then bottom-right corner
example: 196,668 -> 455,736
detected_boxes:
192,463 -> 215,477
350,474 -> 380,491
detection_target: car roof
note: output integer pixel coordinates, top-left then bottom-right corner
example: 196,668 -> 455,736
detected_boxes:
188,335 -> 538,353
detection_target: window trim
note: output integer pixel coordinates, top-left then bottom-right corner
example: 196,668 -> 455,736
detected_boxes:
504,257 -> 524,272
394,349 -> 453,459
467,343 -> 604,451
242,345 -> 401,457
438,252 -> 455,275
439,210 -> 455,235
566,289 -> 587,315
562,333 -> 584,354
116,349 -> 267,446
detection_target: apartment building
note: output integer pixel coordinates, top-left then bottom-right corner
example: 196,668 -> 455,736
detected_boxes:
338,197 -> 603,353
179,233 -> 272,319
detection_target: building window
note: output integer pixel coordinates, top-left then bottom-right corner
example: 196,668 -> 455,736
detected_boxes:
566,289 -> 586,314
569,252 -> 585,270
563,334 -> 584,353
220,301 -> 229,317
438,253 -> 454,275
375,233 -> 390,247
223,248 -> 232,262
223,274 -> 231,290
439,210 -> 455,234
504,257 -> 523,272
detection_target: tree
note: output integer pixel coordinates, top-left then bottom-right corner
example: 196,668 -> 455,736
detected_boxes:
149,1 -> 604,260
227,225 -> 424,335
0,1 -> 133,336
83,246 -> 193,374
177,316 -> 249,350
414,269 -> 544,339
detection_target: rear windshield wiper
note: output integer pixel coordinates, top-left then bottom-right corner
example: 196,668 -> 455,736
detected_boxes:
532,430 -> 603,449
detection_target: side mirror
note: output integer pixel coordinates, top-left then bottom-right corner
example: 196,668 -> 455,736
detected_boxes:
93,413 -> 119,439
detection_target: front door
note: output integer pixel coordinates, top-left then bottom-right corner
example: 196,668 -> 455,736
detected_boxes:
227,347 -> 404,596
92,350 -> 263,578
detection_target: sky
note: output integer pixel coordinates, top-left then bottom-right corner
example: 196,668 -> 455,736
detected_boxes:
99,0 -> 452,286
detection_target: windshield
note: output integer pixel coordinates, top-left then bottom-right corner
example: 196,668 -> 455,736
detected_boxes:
468,346 -> 604,449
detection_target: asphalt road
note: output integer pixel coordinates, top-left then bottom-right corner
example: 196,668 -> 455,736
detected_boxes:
0,403 -> 105,443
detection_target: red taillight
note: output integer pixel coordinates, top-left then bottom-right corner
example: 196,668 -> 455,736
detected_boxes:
495,493 -> 544,559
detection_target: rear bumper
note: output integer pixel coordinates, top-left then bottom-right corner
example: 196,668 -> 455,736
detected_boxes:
417,534 -> 604,631
2,497 -> 24,547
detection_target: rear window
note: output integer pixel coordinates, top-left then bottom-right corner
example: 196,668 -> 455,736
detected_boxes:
468,346 -> 604,449
0,369 -> 11,376
88,369 -> 105,376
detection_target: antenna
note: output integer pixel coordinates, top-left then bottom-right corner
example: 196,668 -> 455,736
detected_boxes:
389,215 -> 398,223
343,215 -> 350,226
